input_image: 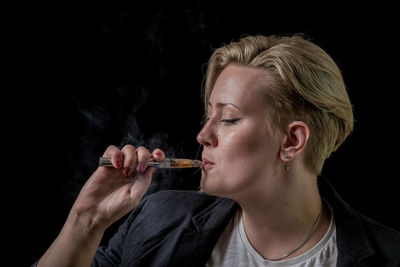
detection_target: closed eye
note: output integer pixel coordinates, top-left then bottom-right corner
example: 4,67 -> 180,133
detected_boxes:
220,118 -> 241,125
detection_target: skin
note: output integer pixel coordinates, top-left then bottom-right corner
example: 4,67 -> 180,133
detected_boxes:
198,65 -> 282,201
38,145 -> 166,267
197,64 -> 331,260
37,64 -> 331,266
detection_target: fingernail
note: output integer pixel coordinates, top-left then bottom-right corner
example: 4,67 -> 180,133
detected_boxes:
156,152 -> 162,157
123,167 -> 130,176
116,161 -> 121,169
137,163 -> 146,172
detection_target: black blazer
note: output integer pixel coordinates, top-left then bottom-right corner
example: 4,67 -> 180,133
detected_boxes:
89,177 -> 400,267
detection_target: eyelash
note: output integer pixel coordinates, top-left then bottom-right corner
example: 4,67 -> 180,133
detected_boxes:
220,118 -> 240,125
201,117 -> 241,126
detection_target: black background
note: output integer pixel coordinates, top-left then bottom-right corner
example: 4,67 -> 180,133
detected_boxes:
12,1 -> 399,265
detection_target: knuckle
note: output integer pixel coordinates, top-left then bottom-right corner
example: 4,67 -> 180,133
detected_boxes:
122,144 -> 136,151
137,147 -> 150,159
106,145 -> 117,151
103,145 -> 120,156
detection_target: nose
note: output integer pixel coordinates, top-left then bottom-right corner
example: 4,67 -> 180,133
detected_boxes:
197,120 -> 218,147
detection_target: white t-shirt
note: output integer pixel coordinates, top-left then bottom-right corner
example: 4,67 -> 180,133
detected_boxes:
206,209 -> 338,267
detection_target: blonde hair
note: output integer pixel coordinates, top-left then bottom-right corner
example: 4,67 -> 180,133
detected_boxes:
203,34 -> 354,174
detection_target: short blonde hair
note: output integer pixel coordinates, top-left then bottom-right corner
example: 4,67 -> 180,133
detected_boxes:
203,34 -> 354,174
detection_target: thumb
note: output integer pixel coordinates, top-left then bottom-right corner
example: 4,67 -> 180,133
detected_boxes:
129,167 -> 156,201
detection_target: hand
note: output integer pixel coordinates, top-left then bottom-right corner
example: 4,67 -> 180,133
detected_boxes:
71,145 -> 165,230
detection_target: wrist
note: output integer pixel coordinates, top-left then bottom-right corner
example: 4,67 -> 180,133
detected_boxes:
67,207 -> 108,236
37,210 -> 105,267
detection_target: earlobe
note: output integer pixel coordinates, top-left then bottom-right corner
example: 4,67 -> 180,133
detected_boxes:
280,121 -> 310,160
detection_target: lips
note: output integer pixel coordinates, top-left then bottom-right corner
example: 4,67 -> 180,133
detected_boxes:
201,157 -> 215,171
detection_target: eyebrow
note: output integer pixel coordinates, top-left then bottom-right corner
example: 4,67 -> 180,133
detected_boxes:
208,102 -> 242,111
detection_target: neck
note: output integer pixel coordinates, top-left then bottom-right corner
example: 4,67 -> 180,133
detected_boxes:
235,169 -> 330,260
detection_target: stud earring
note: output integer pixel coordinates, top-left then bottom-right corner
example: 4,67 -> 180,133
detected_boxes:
284,163 -> 290,170
283,154 -> 290,170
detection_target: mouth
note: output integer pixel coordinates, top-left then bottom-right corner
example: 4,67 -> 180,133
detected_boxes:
201,157 -> 215,171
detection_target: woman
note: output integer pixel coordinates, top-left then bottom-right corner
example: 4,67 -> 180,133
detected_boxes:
34,35 -> 399,266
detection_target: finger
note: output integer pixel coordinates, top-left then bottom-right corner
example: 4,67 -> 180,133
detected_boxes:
130,166 -> 155,206
121,144 -> 137,176
103,145 -> 123,169
135,146 -> 151,173
151,148 -> 166,162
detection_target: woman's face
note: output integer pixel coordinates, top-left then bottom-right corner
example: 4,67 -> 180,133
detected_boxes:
197,64 -> 283,199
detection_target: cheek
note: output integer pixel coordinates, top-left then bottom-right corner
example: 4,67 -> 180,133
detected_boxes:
220,129 -> 270,174
236,124 -> 281,170
201,122 -> 281,196
228,128 -> 268,154
219,131 -> 246,158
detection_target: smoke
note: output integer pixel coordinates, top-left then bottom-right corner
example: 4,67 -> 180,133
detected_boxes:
62,86 -> 191,206
62,99 -> 111,205
59,4 -> 214,206
116,87 -> 188,196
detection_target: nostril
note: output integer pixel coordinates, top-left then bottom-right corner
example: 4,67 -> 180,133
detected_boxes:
197,133 -> 217,148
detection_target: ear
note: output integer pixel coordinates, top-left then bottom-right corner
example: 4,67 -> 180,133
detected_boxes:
280,121 -> 310,161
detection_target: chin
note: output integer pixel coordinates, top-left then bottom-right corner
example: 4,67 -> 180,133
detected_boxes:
200,174 -> 236,199
200,175 -> 219,196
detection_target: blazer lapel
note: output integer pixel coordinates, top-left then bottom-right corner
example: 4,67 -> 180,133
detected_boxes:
319,177 -> 376,266
168,197 -> 237,267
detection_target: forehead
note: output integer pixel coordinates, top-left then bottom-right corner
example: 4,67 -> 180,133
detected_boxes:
209,64 -> 268,111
